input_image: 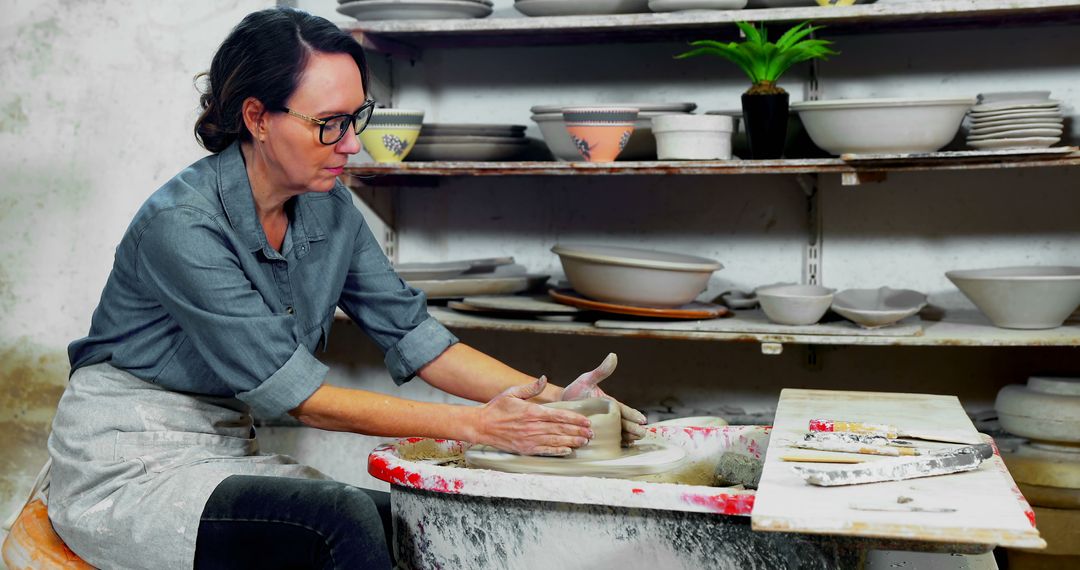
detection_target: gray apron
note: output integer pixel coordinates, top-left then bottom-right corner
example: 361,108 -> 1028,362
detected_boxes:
46,362 -> 328,569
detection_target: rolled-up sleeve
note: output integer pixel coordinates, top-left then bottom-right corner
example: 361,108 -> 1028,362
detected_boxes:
135,207 -> 326,417
337,214 -> 458,385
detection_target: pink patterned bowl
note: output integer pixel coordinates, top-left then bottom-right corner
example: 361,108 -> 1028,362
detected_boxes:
562,107 -> 639,162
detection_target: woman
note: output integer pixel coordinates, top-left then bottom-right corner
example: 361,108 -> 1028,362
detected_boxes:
46,7 -> 646,570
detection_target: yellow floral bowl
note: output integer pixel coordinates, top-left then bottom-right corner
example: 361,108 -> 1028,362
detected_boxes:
359,108 -> 425,163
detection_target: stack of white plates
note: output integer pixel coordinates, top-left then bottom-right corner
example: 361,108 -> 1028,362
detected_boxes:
407,123 -> 529,161
337,0 -> 492,21
966,92 -> 1064,150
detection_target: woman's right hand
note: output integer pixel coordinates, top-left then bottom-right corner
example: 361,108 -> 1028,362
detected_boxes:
474,376 -> 594,456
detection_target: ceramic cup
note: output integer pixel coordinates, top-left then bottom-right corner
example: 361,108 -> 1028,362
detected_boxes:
359,108 -> 425,163
652,114 -> 734,160
542,398 -> 621,460
757,284 -> 836,326
561,107 -> 639,162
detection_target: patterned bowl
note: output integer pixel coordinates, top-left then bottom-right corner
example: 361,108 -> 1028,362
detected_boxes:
561,107 -> 639,162
359,108 -> 425,163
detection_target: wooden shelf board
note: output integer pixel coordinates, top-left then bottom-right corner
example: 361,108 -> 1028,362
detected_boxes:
343,150 -> 1080,183
334,307 -> 1080,348
339,0 -> 1080,51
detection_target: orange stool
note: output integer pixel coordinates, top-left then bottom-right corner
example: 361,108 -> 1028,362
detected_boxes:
2,499 -> 93,569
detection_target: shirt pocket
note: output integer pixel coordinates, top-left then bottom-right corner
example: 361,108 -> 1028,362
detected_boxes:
114,430 -> 258,475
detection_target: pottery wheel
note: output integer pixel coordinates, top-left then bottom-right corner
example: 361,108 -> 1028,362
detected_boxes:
464,442 -> 688,478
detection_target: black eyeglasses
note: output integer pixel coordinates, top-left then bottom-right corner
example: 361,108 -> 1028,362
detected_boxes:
280,99 -> 377,145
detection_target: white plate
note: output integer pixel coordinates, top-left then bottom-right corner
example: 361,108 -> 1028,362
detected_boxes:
648,0 -> 748,11
395,261 -> 471,280
530,102 -> 696,115
407,141 -> 529,161
967,137 -> 1061,150
970,100 -> 1062,114
421,123 -> 526,137
515,0 -> 649,15
339,0 -> 491,3
969,123 -> 1063,135
967,128 -> 1063,141
411,276 -> 529,299
977,91 -> 1052,105
461,295 -> 583,314
417,135 -> 529,144
969,108 -> 1061,120
969,117 -> 1064,129
336,0 -> 492,20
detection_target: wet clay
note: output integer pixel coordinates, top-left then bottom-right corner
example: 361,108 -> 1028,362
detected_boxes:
465,398 -> 687,478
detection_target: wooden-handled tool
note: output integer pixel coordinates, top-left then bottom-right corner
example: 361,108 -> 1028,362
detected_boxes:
809,418 -> 978,445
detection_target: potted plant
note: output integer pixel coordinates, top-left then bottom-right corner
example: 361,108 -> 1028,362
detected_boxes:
676,21 -> 837,159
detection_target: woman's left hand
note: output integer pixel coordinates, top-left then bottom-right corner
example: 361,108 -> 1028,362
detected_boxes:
561,353 -> 647,446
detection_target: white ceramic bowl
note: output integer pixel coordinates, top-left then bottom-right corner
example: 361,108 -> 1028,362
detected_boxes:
946,266 -> 1080,329
995,377 -> 1080,443
790,97 -> 975,155
651,114 -> 734,160
551,244 -> 722,307
756,284 -> 835,326
831,287 -> 928,329
533,110 -> 691,161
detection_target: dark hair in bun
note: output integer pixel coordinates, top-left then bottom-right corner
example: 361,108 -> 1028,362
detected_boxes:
194,7 -> 369,153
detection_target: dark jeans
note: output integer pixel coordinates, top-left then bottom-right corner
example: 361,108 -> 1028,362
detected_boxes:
194,475 -> 393,570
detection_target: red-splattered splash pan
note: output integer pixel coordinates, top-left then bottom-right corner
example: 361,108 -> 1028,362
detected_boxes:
369,425 -> 766,517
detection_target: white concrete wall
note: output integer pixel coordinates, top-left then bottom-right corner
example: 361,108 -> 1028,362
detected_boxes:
0,0 -> 271,528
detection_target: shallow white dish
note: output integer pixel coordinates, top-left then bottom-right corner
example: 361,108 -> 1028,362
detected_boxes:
969,117 -> 1064,129
967,137 -> 1060,150
791,97 -> 974,155
756,284 -> 835,326
421,123 -> 525,137
531,102 -> 696,115
945,266 -> 1080,329
551,244 -> 722,308
411,276 -> 530,299
407,141 -> 529,161
337,0 -> 493,20
977,91 -> 1051,105
969,122 -> 1063,135
831,287 -> 927,329
648,0 -> 748,11
968,108 -> 1061,121
461,295 -> 582,315
970,100 -> 1061,114
514,0 -> 650,16
967,128 -> 1063,141
417,135 -> 529,144
395,261 -> 471,280
720,290 -> 758,310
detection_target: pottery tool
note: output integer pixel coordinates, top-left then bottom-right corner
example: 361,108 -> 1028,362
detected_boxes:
791,443 -> 994,487
808,418 -> 978,444
780,454 -> 865,464
791,432 -> 922,457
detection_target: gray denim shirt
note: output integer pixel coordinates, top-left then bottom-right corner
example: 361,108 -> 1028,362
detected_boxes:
68,141 -> 458,418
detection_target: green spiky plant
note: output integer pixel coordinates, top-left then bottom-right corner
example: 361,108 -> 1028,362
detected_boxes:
676,21 -> 837,96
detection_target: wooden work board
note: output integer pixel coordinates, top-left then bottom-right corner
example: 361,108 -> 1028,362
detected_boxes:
751,389 -> 1045,549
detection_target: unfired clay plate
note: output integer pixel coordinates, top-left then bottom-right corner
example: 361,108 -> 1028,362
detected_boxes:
412,276 -> 529,299
967,128 -> 1063,141
968,137 -> 1060,149
462,295 -> 582,314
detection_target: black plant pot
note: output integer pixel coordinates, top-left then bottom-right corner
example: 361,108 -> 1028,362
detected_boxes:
741,92 -> 790,159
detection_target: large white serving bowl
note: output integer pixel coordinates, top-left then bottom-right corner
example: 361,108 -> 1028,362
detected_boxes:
831,287 -> 927,329
790,97 -> 975,155
945,266 -> 1080,329
756,284 -> 835,326
551,244 -> 722,307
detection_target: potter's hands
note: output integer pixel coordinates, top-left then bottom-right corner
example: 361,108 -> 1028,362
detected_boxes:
560,353 -> 648,446
476,376 -> 594,456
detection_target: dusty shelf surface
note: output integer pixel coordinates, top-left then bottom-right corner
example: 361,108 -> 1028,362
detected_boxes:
339,0 -> 1080,51
334,307 -> 1080,348
343,149 -> 1080,184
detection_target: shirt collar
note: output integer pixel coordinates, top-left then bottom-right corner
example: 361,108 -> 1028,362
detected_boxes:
218,141 -> 326,259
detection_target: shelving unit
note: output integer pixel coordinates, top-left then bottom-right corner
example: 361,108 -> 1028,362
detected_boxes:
343,0 -> 1080,53
338,1 -> 1080,354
